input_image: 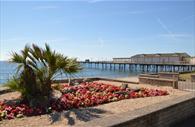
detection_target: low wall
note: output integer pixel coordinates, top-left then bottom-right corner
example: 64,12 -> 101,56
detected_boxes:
191,74 -> 195,82
138,72 -> 179,88
158,72 -> 179,81
52,77 -> 98,84
97,77 -> 139,84
53,77 -> 139,84
139,77 -> 178,88
139,74 -> 159,78
80,93 -> 195,127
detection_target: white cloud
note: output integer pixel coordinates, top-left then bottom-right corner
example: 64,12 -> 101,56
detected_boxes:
156,18 -> 179,41
157,18 -> 173,35
157,18 -> 194,41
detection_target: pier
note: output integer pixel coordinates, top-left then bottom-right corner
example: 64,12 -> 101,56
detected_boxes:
79,61 -> 195,73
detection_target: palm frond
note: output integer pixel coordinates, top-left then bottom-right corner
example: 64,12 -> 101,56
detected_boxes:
7,43 -> 82,104
32,44 -> 43,60
11,52 -> 24,63
64,58 -> 82,73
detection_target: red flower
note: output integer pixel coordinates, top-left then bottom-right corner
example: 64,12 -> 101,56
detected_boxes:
0,81 -> 169,121
7,113 -> 14,120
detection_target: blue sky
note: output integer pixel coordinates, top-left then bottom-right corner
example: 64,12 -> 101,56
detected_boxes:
0,0 -> 195,61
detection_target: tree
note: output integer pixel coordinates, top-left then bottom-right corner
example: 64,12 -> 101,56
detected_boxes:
5,43 -> 81,106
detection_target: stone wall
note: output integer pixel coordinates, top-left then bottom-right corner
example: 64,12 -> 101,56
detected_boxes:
53,77 -> 139,84
158,72 -> 179,81
138,72 -> 179,88
139,74 -> 159,78
80,93 -> 195,127
53,77 -> 99,84
139,76 -> 178,88
191,74 -> 195,82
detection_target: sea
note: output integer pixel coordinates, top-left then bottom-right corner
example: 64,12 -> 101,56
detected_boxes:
0,61 -> 140,85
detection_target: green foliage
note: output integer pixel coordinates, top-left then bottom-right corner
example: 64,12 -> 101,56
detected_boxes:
6,43 -> 82,107
4,77 -> 26,95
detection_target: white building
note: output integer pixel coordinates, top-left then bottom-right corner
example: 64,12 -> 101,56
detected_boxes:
190,57 -> 195,65
113,53 -> 191,64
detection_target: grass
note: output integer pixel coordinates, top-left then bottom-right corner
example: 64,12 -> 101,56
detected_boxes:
179,72 -> 195,81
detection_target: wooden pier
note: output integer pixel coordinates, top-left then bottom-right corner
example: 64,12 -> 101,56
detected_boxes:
79,61 -> 195,73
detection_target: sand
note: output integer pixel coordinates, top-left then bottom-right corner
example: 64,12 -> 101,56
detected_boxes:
116,76 -> 139,82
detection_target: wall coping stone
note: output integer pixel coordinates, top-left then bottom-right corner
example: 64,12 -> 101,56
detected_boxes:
53,77 -> 139,84
158,72 -> 179,75
139,76 -> 176,82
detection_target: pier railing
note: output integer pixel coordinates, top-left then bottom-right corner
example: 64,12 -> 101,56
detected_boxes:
79,61 -> 195,73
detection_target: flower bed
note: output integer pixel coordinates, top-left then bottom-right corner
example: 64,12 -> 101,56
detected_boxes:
0,102 -> 46,120
0,82 -> 168,121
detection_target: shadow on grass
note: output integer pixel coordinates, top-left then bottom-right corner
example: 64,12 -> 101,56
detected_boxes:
49,107 -> 110,125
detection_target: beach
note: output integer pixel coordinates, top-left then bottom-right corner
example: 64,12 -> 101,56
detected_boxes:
117,76 -> 139,82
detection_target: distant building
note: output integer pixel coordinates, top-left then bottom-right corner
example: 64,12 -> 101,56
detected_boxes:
85,59 -> 90,62
190,57 -> 195,64
112,57 -> 131,62
113,53 -> 191,64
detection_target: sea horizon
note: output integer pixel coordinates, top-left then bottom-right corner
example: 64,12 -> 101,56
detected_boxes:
0,61 -> 140,84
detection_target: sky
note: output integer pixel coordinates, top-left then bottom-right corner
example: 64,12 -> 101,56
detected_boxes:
0,0 -> 195,61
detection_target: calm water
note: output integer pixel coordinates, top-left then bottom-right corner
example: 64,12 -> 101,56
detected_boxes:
0,61 -> 139,84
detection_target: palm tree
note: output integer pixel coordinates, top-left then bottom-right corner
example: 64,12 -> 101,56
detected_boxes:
6,43 -> 81,106
10,45 -> 38,97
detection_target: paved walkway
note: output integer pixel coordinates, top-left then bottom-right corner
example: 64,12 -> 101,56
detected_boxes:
116,76 -> 139,83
